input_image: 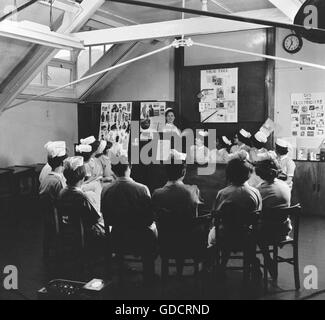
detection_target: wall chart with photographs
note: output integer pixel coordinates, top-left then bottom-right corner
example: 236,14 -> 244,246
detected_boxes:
199,68 -> 238,123
140,102 -> 166,140
99,102 -> 132,157
291,93 -> 325,138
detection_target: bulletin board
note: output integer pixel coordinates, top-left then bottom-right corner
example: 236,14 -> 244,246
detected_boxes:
180,61 -> 267,130
199,68 -> 238,123
291,93 -> 325,138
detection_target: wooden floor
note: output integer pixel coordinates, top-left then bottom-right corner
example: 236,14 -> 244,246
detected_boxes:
0,196 -> 325,300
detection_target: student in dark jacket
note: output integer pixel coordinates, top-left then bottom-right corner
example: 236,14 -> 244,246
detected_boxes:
101,157 -> 157,283
152,157 -> 206,263
57,157 -> 105,254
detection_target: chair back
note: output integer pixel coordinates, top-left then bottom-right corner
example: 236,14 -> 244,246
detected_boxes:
156,206 -> 210,258
215,203 -> 260,234
39,193 -> 60,236
56,200 -> 86,256
214,203 -> 260,251
262,204 -> 301,243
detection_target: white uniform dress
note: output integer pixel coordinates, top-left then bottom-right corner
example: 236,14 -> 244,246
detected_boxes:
209,148 -> 229,163
190,145 -> 210,164
277,155 -> 296,189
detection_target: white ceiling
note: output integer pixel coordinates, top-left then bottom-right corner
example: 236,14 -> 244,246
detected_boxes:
100,0 -> 276,24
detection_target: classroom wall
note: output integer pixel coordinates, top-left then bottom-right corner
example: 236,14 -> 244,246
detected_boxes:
184,29 -> 266,66
87,41 -> 175,102
86,27 -> 325,149
274,28 -> 325,148
0,101 -> 78,167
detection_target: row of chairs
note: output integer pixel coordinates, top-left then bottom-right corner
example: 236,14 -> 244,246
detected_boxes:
41,194 -> 301,292
41,196 -> 211,280
214,204 -> 301,291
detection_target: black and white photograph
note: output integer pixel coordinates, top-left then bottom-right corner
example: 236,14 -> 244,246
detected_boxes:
1,0 -> 325,307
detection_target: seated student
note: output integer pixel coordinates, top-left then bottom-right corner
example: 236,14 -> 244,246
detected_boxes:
189,131 -> 210,164
249,131 -> 269,164
275,139 -> 296,189
57,157 -> 105,250
152,156 -> 206,261
39,141 -> 68,186
39,141 -> 67,203
101,157 -> 157,283
79,136 -> 103,183
76,137 -> 103,213
209,136 -> 232,163
208,158 -> 262,267
97,141 -> 116,184
247,131 -> 270,188
255,159 -> 292,279
230,129 -> 252,154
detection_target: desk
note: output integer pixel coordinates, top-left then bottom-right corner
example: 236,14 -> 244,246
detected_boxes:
6,166 -> 37,197
0,169 -> 13,217
292,161 -> 325,216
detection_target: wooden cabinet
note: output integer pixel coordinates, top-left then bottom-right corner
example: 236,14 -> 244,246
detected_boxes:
293,161 -> 325,216
316,163 -> 325,216
0,169 -> 13,217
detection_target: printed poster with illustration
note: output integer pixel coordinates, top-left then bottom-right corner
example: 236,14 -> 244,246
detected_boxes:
140,102 -> 166,140
291,93 -> 325,138
200,68 -> 238,123
99,102 -> 132,156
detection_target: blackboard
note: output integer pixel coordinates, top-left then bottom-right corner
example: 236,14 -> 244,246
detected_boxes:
179,61 -> 267,136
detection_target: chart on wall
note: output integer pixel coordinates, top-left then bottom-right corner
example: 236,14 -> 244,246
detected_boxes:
99,102 -> 132,156
140,102 -> 166,140
199,68 -> 238,123
291,93 -> 325,138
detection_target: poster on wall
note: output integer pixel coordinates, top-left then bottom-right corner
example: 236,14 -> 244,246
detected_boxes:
99,102 -> 132,157
140,102 -> 166,140
200,68 -> 238,123
291,93 -> 325,138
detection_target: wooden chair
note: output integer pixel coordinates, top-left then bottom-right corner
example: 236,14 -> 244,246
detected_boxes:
259,204 -> 301,291
107,227 -> 158,285
55,202 -> 90,279
39,194 -> 60,261
213,204 -> 261,283
156,208 -> 211,281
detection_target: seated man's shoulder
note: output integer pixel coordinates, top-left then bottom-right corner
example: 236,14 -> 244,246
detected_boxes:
244,182 -> 259,192
102,180 -> 117,194
132,180 -> 150,194
183,183 -> 199,194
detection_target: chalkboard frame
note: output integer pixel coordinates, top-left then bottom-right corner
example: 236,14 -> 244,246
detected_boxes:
179,61 -> 267,135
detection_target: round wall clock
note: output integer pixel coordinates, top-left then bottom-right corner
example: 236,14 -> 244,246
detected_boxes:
283,34 -> 303,54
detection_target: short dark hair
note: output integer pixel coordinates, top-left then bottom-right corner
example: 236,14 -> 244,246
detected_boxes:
255,159 -> 280,182
217,136 -> 231,152
251,137 -> 266,150
103,141 -> 113,154
63,165 -> 86,186
276,144 -> 288,156
48,155 -> 67,171
111,156 -> 132,177
165,161 -> 186,181
165,109 -> 175,118
83,140 -> 101,162
226,158 -> 252,185
237,132 -> 252,147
